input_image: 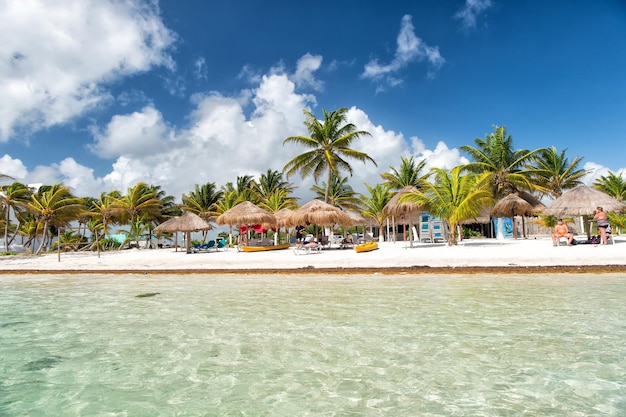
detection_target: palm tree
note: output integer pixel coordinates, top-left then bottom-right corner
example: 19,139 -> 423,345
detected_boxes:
111,183 -> 162,249
529,147 -> 589,198
380,155 -> 429,190
594,171 -> 626,201
311,174 -> 362,212
283,107 -> 376,203
400,167 -> 493,245
182,182 -> 224,223
1,182 -> 32,251
27,183 -> 84,254
257,189 -> 298,212
223,175 -> 257,203
254,170 -> 295,200
461,126 -> 543,199
360,183 -> 393,242
87,191 -> 124,237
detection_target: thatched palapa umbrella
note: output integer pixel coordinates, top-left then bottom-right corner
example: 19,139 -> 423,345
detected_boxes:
491,193 -> 535,239
543,185 -> 626,238
154,211 -> 212,253
383,186 -> 421,246
216,201 -> 276,245
268,208 -> 294,244
285,199 -> 352,228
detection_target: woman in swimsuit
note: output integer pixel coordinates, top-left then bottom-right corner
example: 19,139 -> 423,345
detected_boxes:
593,206 -> 609,244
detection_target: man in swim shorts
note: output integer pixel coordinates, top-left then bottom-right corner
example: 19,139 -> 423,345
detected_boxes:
593,206 -> 610,244
551,218 -> 574,246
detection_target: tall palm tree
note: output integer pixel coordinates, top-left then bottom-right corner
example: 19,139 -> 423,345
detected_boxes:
311,174 -> 362,212
182,182 -> 224,223
1,182 -> 32,251
27,183 -> 84,254
400,167 -> 493,245
594,171 -> 626,202
461,126 -> 543,199
283,107 -> 376,203
223,175 -> 257,203
254,170 -> 295,200
113,183 -> 162,224
257,189 -> 298,212
87,191 -> 124,237
360,183 -> 393,241
529,147 -> 589,198
381,155 -> 429,190
111,183 -> 162,248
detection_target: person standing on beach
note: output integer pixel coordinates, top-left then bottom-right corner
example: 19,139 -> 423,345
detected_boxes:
593,206 -> 609,244
552,219 -> 574,246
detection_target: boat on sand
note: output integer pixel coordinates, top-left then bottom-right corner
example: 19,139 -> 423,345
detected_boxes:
239,243 -> 291,252
354,241 -> 378,253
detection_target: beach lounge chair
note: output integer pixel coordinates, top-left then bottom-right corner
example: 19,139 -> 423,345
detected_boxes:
193,240 -> 215,252
292,242 -> 322,255
215,239 -> 228,251
340,235 -> 355,249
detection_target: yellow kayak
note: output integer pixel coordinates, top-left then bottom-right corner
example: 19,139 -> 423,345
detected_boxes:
354,242 -> 378,253
240,243 -> 291,252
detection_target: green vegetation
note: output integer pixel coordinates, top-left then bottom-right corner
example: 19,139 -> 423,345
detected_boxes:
1,113 -> 623,253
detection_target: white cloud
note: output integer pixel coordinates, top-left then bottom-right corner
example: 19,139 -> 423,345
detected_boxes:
419,141 -> 469,170
455,0 -> 493,29
292,53 -> 324,91
90,106 -> 173,159
0,0 -> 175,142
362,15 -> 445,86
0,154 -> 28,180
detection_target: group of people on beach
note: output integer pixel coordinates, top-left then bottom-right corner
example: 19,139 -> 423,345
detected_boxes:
551,206 -> 611,246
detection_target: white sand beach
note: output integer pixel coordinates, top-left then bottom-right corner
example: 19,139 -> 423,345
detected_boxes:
1,235 -> 624,274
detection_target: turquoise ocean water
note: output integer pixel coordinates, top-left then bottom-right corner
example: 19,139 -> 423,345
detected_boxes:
1,273 -> 625,416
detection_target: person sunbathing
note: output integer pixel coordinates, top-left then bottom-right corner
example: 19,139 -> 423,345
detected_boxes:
551,219 -> 574,246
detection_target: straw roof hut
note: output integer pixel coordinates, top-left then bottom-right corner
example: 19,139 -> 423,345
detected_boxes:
491,193 -> 534,218
154,211 -> 212,253
383,186 -> 421,246
215,201 -> 276,226
491,193 -> 535,239
543,185 -> 625,217
285,199 -> 352,227
543,185 -> 626,238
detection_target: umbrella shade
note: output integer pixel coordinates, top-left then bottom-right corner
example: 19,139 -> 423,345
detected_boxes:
216,201 -> 276,226
543,185 -> 626,216
154,211 -> 212,254
517,190 -> 546,213
285,199 -> 352,227
383,186 -> 421,217
346,211 -> 367,226
154,211 -> 212,233
271,208 -> 294,228
491,193 -> 535,218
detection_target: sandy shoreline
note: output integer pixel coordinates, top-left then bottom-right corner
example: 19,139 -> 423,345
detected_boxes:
1,236 -> 625,275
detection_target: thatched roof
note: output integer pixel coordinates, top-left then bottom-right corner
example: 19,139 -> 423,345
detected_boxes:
154,211 -> 212,233
216,201 -> 276,226
383,186 -> 421,217
284,199 -> 352,227
272,208 -> 294,227
460,205 -> 492,225
517,190 -> 546,213
543,185 -> 626,217
491,193 -> 534,218
345,211 -> 367,226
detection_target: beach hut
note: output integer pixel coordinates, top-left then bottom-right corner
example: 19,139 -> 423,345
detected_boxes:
154,211 -> 213,253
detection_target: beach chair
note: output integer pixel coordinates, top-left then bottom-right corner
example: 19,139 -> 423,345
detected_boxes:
340,234 -> 355,249
292,242 -> 322,255
215,239 -> 228,251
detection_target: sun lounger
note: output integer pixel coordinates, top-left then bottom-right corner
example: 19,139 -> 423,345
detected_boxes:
292,243 -> 322,255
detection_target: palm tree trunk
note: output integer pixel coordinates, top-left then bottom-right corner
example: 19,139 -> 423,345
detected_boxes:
35,221 -> 48,255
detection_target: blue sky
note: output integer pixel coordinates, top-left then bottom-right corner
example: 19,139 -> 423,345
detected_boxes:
1,0 -> 625,201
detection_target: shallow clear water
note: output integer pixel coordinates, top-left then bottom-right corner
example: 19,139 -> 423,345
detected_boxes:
1,273 -> 625,416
